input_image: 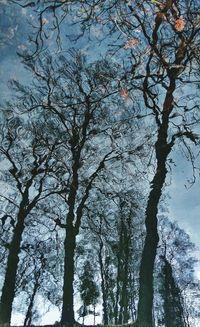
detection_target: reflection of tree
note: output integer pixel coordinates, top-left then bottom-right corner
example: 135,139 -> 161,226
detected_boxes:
2,0 -> 200,325
11,0 -> 200,60
0,50 -> 145,325
82,190 -> 144,325
128,2 -> 199,324
0,117 -> 63,324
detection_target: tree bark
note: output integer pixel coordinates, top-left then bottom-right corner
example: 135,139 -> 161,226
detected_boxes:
136,165 -> 166,327
136,78 -> 176,327
118,217 -> 130,325
61,225 -> 76,326
0,208 -> 27,324
60,138 -> 80,326
119,228 -> 130,324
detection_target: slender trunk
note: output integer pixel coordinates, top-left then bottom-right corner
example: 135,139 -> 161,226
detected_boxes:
136,164 -> 165,327
136,78 -> 176,327
0,208 -> 27,324
61,225 -> 76,326
119,231 -> 130,324
93,304 -> 96,325
98,241 -> 108,325
163,259 -> 173,327
23,274 -> 39,326
129,271 -> 136,321
60,118 -> 104,325
114,267 -> 120,324
114,218 -> 124,324
61,146 -> 80,326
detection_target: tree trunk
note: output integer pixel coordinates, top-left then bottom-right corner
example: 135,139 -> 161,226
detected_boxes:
0,209 -> 26,324
82,311 -> 85,325
61,225 -> 76,326
136,164 -> 166,327
114,216 -> 124,325
163,259 -> 174,327
136,78 -> 176,327
93,304 -> 96,325
60,146 -> 80,326
98,241 -> 108,325
23,273 -> 39,326
118,219 -> 129,324
119,229 -> 130,324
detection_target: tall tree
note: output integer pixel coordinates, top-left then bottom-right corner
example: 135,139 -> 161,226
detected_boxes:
0,116 -> 63,324
125,3 -> 200,326
7,51 -> 144,325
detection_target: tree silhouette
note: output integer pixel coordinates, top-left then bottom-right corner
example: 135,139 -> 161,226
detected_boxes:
1,50 -> 145,325
0,115 -> 64,324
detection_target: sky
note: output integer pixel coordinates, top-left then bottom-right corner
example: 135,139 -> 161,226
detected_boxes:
0,1 -> 200,324
169,156 -> 200,278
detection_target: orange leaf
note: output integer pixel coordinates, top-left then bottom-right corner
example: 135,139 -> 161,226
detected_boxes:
175,18 -> 186,32
120,88 -> 129,99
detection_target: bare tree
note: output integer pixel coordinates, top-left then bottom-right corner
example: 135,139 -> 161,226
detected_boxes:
0,116 -> 64,324
6,51 -> 145,325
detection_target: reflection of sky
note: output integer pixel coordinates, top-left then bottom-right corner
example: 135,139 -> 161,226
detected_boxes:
1,1 -> 199,324
0,2 -> 32,101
